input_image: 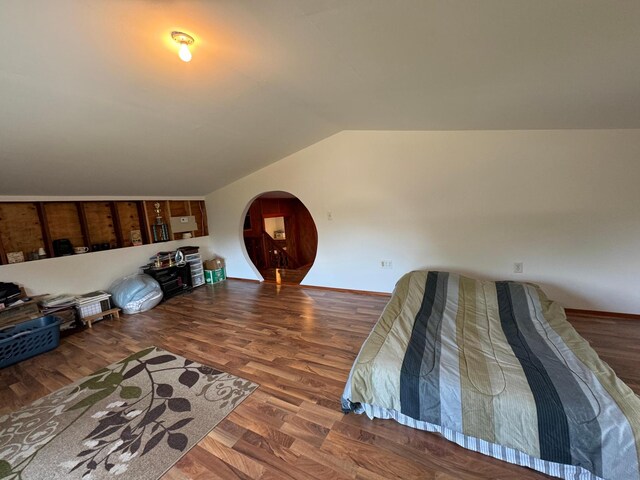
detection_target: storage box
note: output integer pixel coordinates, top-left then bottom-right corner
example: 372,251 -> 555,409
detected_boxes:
204,258 -> 226,270
0,315 -> 61,368
204,268 -> 226,284
77,298 -> 111,322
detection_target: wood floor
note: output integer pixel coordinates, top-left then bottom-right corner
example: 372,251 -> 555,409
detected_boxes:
259,267 -> 311,285
1,280 -> 639,479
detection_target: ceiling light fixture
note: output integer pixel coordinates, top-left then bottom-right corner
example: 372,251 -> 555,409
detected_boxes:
171,31 -> 194,62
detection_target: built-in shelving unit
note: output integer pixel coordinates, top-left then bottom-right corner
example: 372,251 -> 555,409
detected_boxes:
0,200 -> 208,265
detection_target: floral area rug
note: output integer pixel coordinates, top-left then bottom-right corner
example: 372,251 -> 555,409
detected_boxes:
0,347 -> 258,479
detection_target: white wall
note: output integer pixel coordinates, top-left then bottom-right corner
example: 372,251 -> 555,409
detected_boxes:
0,195 -> 214,295
0,238 -> 214,296
205,130 -> 640,314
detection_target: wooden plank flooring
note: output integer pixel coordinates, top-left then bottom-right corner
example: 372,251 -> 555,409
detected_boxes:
1,280 -> 639,479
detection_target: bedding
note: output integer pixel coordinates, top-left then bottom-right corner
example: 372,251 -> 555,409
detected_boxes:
341,271 -> 640,480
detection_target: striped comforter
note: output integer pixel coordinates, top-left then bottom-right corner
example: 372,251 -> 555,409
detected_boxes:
341,271 -> 640,480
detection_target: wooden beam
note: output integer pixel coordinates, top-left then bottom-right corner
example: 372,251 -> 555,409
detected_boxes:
35,202 -> 54,258
76,202 -> 91,249
109,202 -> 124,248
186,200 -> 195,238
137,201 -> 150,245
164,200 -> 173,240
200,200 -> 208,236
0,226 -> 6,265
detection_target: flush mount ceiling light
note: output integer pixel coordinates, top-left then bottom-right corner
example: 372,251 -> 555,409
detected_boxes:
171,31 -> 194,62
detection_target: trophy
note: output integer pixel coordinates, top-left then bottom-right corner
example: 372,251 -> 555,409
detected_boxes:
152,202 -> 170,242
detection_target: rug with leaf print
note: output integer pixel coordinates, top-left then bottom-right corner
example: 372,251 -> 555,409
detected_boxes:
0,347 -> 258,480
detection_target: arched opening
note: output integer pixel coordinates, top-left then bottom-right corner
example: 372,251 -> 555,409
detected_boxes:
242,191 -> 317,285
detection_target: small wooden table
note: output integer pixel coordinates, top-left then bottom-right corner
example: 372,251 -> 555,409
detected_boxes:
82,308 -> 121,328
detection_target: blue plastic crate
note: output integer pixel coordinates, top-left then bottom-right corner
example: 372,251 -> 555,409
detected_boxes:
0,315 -> 61,369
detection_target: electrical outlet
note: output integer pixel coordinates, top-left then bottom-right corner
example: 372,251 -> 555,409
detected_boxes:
381,260 -> 393,269
513,262 -> 524,274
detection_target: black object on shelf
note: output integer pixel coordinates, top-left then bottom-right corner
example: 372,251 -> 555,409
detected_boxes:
53,239 -> 73,256
143,263 -> 192,302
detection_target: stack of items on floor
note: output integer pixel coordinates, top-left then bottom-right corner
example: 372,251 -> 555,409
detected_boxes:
0,282 -> 39,330
40,294 -> 78,331
0,281 -> 22,309
1,285 -> 66,368
204,257 -> 226,284
0,287 -> 118,368
140,246 -> 205,303
145,246 -> 205,288
179,245 -> 205,287
75,291 -> 113,325
149,251 -> 175,268
41,290 -> 113,330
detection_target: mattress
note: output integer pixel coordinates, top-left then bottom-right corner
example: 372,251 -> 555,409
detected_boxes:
341,271 -> 640,480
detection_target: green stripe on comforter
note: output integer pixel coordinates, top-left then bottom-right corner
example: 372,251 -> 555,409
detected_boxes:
341,271 -> 640,480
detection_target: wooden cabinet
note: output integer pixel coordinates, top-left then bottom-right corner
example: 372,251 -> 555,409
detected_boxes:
0,200 -> 208,265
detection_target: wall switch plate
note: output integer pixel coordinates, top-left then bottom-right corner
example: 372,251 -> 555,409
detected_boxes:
514,262 -> 524,274
381,260 -> 393,269
327,211 -> 333,221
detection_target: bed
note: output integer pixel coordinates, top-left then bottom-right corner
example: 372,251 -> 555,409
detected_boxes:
341,271 -> 640,480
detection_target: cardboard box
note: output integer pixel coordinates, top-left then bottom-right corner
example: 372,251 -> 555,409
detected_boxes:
204,257 -> 226,270
205,268 -> 226,284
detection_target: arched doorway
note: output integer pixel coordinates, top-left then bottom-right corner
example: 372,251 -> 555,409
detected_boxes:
242,191 -> 317,285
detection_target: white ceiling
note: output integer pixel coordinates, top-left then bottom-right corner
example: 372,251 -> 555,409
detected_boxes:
1,1 -> 639,196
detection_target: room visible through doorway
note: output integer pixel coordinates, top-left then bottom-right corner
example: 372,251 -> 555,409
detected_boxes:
242,192 -> 318,285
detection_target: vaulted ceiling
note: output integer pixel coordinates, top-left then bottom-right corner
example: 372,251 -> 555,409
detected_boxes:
1,1 -> 639,196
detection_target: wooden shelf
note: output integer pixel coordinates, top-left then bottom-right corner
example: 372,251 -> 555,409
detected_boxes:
115,201 -> 144,247
84,202 -> 117,249
0,203 -> 44,262
44,202 -> 85,255
0,200 -> 208,265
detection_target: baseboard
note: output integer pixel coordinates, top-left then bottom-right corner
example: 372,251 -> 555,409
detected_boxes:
225,277 -> 391,296
225,277 -> 261,283
294,283 -> 392,297
565,308 -> 640,320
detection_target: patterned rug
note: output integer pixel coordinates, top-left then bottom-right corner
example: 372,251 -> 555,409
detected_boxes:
0,347 -> 258,479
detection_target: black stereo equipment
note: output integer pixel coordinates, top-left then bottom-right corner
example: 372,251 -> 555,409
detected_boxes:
53,239 -> 74,257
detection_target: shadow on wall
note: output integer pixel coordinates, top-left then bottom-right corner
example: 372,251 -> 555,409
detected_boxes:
241,191 -> 318,285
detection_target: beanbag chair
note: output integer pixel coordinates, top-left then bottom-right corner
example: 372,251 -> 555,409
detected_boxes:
109,274 -> 163,314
